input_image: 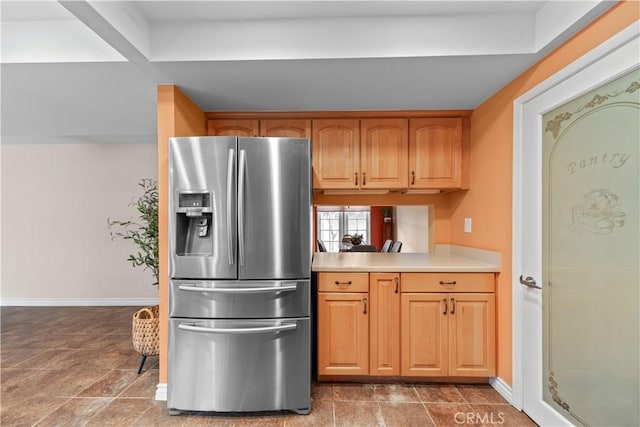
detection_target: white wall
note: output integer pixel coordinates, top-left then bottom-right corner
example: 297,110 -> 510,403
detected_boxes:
394,205 -> 429,253
0,141 -> 159,305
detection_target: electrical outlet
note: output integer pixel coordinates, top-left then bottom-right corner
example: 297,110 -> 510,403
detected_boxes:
464,218 -> 472,233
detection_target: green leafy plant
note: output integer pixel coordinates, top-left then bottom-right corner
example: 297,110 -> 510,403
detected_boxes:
108,179 -> 159,286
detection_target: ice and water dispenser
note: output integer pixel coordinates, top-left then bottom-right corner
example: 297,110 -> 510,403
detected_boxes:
174,192 -> 213,256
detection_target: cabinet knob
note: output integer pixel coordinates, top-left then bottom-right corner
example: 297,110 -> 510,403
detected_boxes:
355,172 -> 358,186
442,298 -> 448,315
394,277 -> 399,294
450,297 -> 456,315
363,297 -> 368,314
362,172 -> 366,186
411,171 -> 415,185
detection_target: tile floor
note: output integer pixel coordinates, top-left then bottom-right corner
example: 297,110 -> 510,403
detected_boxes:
1,306 -> 537,426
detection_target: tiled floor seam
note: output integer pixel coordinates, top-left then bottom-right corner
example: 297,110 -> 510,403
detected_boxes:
331,400 -> 336,427
28,397 -> 73,427
421,402 -> 437,427
376,401 -> 386,427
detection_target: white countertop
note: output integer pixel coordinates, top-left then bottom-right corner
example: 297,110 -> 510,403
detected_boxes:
312,246 -> 501,273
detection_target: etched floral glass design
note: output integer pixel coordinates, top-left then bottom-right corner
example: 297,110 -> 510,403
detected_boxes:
541,69 -> 639,426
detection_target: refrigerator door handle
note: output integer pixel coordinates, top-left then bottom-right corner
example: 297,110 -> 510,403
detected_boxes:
238,149 -> 247,266
227,148 -> 236,266
178,283 -> 298,293
178,322 -> 297,334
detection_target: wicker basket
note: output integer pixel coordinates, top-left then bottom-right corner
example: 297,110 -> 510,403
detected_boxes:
132,305 -> 160,356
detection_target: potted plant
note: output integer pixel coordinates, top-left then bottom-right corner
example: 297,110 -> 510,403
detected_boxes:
107,178 -> 159,374
382,207 -> 392,223
108,178 -> 158,285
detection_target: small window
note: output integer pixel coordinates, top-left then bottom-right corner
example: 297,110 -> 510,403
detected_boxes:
317,206 -> 371,252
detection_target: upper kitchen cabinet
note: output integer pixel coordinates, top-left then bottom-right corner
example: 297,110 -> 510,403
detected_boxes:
360,119 -> 408,189
208,119 -> 311,138
208,119 -> 259,137
312,119 -> 360,189
312,118 -> 408,190
409,118 -> 463,189
207,112 -> 470,191
260,119 -> 311,138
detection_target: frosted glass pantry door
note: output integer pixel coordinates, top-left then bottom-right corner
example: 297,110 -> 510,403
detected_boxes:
541,69 -> 639,426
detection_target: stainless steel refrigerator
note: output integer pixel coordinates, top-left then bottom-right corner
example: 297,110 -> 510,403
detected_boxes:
167,136 -> 311,415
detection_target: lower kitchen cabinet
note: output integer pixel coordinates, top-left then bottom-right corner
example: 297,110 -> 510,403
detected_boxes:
369,273 -> 400,375
448,293 -> 496,376
317,273 -> 369,376
317,271 -> 495,379
401,293 -> 449,376
401,272 -> 496,377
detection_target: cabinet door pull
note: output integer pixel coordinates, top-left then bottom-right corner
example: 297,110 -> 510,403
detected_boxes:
450,297 -> 456,315
334,281 -> 352,286
355,172 -> 358,186
411,171 -> 415,185
394,277 -> 399,294
362,172 -> 366,185
442,298 -> 448,315
363,297 -> 368,314
439,280 -> 457,285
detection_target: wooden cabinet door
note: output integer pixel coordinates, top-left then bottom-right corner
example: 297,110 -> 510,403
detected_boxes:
409,118 -> 462,189
312,119 -> 360,189
369,273 -> 400,375
208,119 -> 259,137
448,293 -> 496,377
260,119 -> 311,138
360,119 -> 408,189
401,293 -> 448,376
318,292 -> 369,375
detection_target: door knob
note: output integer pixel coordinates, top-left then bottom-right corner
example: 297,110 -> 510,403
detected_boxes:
519,275 -> 542,289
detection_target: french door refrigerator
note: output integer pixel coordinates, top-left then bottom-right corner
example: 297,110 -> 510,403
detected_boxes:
167,136 -> 311,415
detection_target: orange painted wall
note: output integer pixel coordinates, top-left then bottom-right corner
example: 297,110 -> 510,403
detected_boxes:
446,1 -> 639,386
157,85 -> 206,384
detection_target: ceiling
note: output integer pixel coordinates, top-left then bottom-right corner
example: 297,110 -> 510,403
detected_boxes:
1,1 -> 616,144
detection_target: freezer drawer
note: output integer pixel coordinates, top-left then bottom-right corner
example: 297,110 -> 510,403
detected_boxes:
169,279 -> 310,318
168,318 -> 311,414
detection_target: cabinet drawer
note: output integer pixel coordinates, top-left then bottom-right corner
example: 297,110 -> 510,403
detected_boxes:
401,273 -> 494,293
318,272 -> 369,292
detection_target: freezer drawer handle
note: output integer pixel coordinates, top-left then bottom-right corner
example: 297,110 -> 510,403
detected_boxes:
178,283 -> 298,293
178,322 -> 297,334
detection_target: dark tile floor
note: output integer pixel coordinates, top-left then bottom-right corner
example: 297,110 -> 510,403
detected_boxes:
1,306 -> 537,426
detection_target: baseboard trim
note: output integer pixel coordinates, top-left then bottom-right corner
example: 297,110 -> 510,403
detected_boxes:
490,376 -> 515,407
0,298 -> 159,307
151,378 -> 514,405
156,383 -> 167,401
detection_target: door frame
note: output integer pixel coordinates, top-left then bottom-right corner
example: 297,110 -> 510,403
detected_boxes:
511,19 -> 639,417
